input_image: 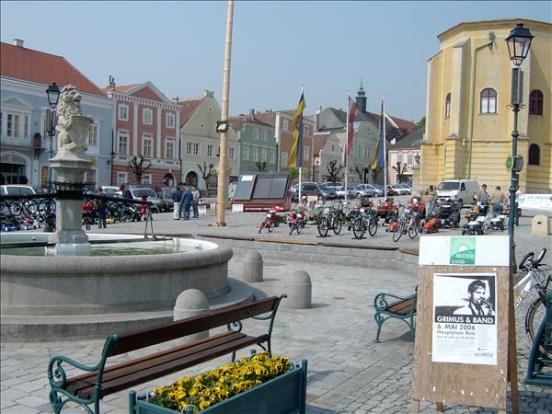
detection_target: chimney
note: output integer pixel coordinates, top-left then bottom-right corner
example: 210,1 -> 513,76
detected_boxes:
249,108 -> 255,119
13,39 -> 24,47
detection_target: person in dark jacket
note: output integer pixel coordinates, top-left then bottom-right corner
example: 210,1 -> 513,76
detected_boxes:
181,187 -> 193,220
172,187 -> 182,220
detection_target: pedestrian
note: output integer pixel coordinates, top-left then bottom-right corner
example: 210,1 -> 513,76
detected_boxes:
181,187 -> 193,220
191,186 -> 200,219
95,188 -> 108,229
172,186 -> 182,220
490,185 -> 507,218
424,185 -> 436,217
475,184 -> 490,216
515,186 -> 522,226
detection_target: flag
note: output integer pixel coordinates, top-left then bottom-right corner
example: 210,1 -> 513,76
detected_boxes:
342,97 -> 358,166
369,100 -> 386,170
288,92 -> 306,169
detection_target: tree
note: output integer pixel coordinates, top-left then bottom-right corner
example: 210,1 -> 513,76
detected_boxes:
127,155 -> 151,184
370,167 -> 383,184
415,116 -> 426,130
255,161 -> 268,172
197,161 -> 215,196
353,166 -> 364,182
288,167 -> 299,181
392,161 -> 408,183
325,160 -> 342,183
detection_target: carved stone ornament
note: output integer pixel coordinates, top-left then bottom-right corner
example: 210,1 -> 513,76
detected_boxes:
55,85 -> 93,154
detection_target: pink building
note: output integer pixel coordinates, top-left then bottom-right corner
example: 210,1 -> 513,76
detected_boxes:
103,79 -> 181,189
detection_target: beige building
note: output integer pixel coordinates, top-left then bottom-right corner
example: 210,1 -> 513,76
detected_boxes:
420,19 -> 551,193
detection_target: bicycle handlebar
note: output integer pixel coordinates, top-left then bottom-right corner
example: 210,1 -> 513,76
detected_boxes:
519,248 -> 547,271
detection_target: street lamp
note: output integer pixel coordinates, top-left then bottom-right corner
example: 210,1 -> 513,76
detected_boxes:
45,82 -> 60,192
46,82 -> 60,109
505,23 -> 533,271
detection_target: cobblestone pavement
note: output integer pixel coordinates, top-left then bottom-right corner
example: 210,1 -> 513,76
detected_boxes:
1,205 -> 551,413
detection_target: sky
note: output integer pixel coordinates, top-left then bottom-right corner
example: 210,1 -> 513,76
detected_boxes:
1,1 -> 550,123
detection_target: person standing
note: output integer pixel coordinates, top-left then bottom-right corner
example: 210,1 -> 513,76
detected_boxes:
172,186 -> 182,220
95,188 -> 108,229
490,185 -> 507,218
191,186 -> 200,219
424,185 -> 436,217
475,184 -> 490,216
181,187 -> 193,220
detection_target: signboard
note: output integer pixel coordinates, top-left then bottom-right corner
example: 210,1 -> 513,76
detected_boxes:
518,193 -> 552,212
412,235 -> 516,413
232,173 -> 291,211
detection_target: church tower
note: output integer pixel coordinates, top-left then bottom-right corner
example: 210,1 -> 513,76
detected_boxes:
356,80 -> 367,114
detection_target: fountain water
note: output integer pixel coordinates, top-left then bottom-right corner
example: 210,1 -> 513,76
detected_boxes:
0,86 -> 251,340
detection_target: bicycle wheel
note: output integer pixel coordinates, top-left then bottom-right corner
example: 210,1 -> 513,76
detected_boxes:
258,221 -> 265,234
333,217 -> 343,235
392,221 -> 404,242
525,297 -> 551,358
318,218 -> 329,238
267,220 -> 275,233
408,220 -> 419,239
368,218 -> 378,237
352,218 -> 366,239
289,223 -> 295,235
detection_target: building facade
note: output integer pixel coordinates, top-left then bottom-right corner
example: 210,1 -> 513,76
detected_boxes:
420,18 -> 552,192
387,128 -> 423,185
0,40 -> 113,188
312,131 -> 344,182
229,110 -> 277,174
178,90 -> 239,194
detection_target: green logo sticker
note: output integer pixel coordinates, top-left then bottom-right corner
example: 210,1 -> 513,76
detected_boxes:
450,236 -> 476,265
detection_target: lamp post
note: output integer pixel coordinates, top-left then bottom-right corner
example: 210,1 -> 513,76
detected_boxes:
45,82 -> 60,191
505,23 -> 533,271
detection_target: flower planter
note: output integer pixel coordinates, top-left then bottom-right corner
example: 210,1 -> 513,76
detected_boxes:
129,360 -> 308,414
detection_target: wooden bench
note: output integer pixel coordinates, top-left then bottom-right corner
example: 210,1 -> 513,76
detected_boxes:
373,290 -> 417,343
47,295 -> 286,414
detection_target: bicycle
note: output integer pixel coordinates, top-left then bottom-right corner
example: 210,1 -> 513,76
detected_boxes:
391,205 -> 418,242
317,206 -> 342,237
352,207 -> 379,239
516,248 -> 551,358
258,209 -> 278,233
288,209 -> 306,235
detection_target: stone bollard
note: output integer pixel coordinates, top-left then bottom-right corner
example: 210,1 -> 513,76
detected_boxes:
284,270 -> 312,309
174,289 -> 210,342
531,214 -> 550,236
241,250 -> 263,282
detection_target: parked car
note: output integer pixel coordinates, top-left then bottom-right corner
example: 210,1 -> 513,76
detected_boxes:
291,182 -> 335,201
354,184 -> 381,198
322,181 -> 344,191
157,189 -> 175,212
0,185 -> 36,196
336,184 -> 357,199
390,184 -> 408,195
122,186 -> 164,212
436,179 -> 479,209
397,184 -> 412,195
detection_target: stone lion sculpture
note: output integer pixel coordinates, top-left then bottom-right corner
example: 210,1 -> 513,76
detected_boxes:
56,85 -> 93,153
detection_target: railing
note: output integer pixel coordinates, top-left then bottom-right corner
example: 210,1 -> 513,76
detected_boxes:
0,184 -> 156,238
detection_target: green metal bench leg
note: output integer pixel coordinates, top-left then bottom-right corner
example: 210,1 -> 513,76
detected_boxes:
374,312 -> 386,343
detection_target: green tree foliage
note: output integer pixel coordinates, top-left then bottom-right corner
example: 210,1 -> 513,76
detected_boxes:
255,161 -> 268,172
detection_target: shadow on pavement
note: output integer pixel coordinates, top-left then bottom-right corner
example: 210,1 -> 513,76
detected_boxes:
306,405 -> 338,414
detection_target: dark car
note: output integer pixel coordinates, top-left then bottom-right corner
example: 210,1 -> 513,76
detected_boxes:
291,182 -> 335,201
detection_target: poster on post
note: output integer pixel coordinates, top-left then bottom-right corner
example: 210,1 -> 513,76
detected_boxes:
432,273 -> 497,365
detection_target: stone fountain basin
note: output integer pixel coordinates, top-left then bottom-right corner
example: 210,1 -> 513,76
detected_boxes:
0,233 -> 233,316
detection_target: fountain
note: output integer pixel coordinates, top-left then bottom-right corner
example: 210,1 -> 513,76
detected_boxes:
0,86 -> 250,341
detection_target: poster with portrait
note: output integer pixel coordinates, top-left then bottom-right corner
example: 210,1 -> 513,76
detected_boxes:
432,273 -> 497,365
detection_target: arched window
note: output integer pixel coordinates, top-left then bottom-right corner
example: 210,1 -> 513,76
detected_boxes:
528,144 -> 540,166
480,88 -> 497,114
529,90 -> 544,116
445,93 -> 451,118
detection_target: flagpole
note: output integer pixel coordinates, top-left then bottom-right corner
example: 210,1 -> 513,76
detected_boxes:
298,166 -> 302,206
344,93 -> 350,206
298,86 -> 304,208
383,98 -> 388,200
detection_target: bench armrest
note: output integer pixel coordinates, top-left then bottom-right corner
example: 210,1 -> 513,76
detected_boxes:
48,355 -> 103,389
374,292 -> 416,311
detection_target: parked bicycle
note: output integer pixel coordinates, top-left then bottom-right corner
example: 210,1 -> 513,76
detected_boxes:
352,206 -> 379,239
391,204 -> 419,242
516,248 -> 551,358
258,209 -> 279,233
317,206 -> 343,237
288,208 -> 306,235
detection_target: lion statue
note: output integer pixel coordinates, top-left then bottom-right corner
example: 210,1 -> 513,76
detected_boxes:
56,85 -> 93,153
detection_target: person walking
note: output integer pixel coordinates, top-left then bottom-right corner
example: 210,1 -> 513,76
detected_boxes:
95,188 -> 108,229
475,184 -> 490,216
191,186 -> 200,219
490,185 -> 507,218
172,186 -> 182,220
181,187 -> 193,220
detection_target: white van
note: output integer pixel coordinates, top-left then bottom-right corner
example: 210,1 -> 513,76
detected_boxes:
0,185 -> 36,196
436,179 -> 479,209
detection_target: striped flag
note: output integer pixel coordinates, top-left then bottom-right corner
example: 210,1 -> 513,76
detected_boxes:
288,92 -> 306,168
342,97 -> 358,166
369,100 -> 386,170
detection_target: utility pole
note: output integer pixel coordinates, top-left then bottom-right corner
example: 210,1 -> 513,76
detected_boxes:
215,0 -> 234,227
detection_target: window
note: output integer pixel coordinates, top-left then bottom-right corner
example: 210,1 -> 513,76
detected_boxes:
229,147 -> 235,160
303,146 -> 310,160
242,144 -> 249,161
186,142 -> 192,155
143,108 -> 153,124
282,119 -> 289,131
480,88 -> 497,114
207,144 -> 213,157
529,90 -> 544,116
407,154 -> 413,165
118,104 -> 129,121
166,112 -> 175,128
142,135 -> 153,157
251,147 -> 258,161
23,115 -> 29,137
142,174 -> 152,185
253,128 -> 259,140
117,132 -> 129,154
7,113 -> 19,137
88,124 -> 98,147
117,172 -> 128,186
269,150 -> 276,163
304,125 -> 310,136
528,144 -> 540,166
398,153 -> 403,163
193,143 -> 199,156
165,141 -> 175,160
281,151 -> 288,168
261,129 -> 268,141
445,93 -> 451,118
260,148 -> 267,162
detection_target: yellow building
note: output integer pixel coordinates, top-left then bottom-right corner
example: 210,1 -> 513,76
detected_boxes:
420,19 -> 551,193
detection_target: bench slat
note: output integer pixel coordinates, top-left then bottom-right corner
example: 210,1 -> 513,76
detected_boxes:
75,333 -> 269,399
110,296 -> 279,356
388,299 -> 415,315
